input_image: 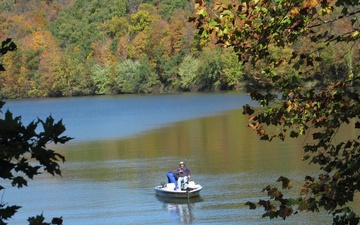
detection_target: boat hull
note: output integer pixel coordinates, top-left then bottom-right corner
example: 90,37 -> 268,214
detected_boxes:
154,182 -> 203,198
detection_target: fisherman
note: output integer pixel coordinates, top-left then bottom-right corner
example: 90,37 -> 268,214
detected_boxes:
175,161 -> 191,190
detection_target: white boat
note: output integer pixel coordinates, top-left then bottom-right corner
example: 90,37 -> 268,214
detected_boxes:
154,181 -> 203,198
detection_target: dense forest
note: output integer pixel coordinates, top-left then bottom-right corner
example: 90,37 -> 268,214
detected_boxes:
0,0 -> 358,99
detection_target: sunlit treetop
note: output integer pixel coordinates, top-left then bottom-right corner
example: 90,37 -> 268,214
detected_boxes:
191,0 -> 359,65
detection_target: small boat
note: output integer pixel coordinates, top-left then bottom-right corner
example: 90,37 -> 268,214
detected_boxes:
154,181 -> 203,198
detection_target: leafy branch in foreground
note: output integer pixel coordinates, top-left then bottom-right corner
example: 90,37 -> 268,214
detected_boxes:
0,38 -> 72,225
0,100 -> 72,225
190,0 -> 360,224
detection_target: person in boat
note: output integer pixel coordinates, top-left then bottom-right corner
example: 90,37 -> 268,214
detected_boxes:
176,161 -> 191,190
166,169 -> 179,190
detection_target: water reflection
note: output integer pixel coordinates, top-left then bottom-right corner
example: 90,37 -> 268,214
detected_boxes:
156,196 -> 204,224
5,92 -> 359,225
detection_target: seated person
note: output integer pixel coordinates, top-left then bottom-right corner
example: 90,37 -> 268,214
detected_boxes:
176,161 -> 191,190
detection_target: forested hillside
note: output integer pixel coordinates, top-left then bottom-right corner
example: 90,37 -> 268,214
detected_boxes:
0,0 -> 358,98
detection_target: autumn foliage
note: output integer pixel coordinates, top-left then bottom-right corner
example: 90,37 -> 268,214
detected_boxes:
191,0 -> 359,224
1,0 -> 358,99
0,0 -> 244,98
1,0 -> 360,224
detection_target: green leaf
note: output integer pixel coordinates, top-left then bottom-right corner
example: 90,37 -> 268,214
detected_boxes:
351,30 -> 359,39
196,9 -> 207,17
287,197 -> 301,206
11,176 -> 28,188
336,35 -> 344,41
222,10 -> 234,18
350,16 -> 357,25
290,130 -> 298,138
242,104 -> 255,115
298,199 -> 309,211
262,211 -> 278,219
27,213 -> 50,225
208,19 -> 218,27
260,134 -> 269,141
51,217 -> 63,225
245,201 -> 257,210
312,132 -> 322,140
200,29 -> 208,38
302,154 -> 310,161
277,176 -> 292,189
0,204 -> 21,220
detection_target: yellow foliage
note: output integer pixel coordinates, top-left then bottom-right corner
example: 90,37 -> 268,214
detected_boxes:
130,10 -> 152,33
290,7 -> 300,17
100,16 -> 129,38
31,11 -> 48,29
20,30 -> 59,51
131,31 -> 148,58
117,36 -> 130,58
74,45 -> 81,52
138,4 -> 157,13
90,39 -> 116,66
302,0 -> 319,7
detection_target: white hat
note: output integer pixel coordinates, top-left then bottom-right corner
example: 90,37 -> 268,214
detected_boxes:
179,161 -> 184,164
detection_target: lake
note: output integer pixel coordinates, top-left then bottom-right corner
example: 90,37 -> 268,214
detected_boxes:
2,92 -> 357,224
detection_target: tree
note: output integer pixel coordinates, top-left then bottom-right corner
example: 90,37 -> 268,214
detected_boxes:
99,16 -> 129,39
221,47 -> 244,89
157,0 -> 193,21
190,0 -> 360,224
197,46 -> 223,91
52,51 -> 96,97
0,38 -> 72,225
115,59 -> 142,93
129,9 -> 152,33
137,54 -> 161,93
90,63 -> 115,95
178,54 -> 200,91
48,0 -> 128,57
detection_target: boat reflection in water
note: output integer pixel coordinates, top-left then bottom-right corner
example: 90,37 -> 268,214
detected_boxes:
156,196 -> 204,224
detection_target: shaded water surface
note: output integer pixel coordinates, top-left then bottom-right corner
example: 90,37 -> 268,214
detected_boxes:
3,92 -> 358,224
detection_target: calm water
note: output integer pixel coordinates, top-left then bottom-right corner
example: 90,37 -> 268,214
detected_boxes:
3,92 -> 248,141
2,92 -> 358,224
